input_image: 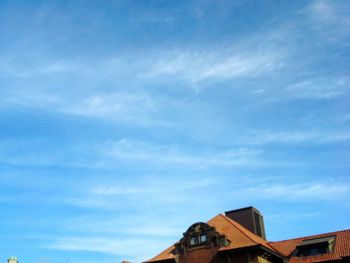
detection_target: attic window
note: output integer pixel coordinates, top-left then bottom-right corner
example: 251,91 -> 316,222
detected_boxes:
190,236 -> 198,245
175,222 -> 230,255
295,236 -> 335,257
189,234 -> 208,246
200,234 -> 207,242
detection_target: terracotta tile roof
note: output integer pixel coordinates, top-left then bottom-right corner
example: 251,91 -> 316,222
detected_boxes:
269,229 -> 350,263
210,214 -> 278,253
145,214 -> 350,263
145,244 -> 176,262
145,214 -> 280,262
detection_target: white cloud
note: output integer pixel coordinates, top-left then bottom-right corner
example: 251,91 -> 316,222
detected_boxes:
241,130 -> 350,145
0,136 -> 266,172
268,211 -> 321,224
60,93 -> 159,123
102,138 -> 264,168
149,49 -> 283,86
0,90 -> 167,126
240,182 -> 349,201
285,77 -> 349,99
60,174 -> 219,210
0,43 -> 284,88
90,178 -> 214,196
45,236 -> 171,262
309,0 -> 334,20
305,0 -> 350,41
0,55 -> 128,80
65,216 -> 184,237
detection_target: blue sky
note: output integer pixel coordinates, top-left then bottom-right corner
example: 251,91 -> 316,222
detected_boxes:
0,0 -> 350,262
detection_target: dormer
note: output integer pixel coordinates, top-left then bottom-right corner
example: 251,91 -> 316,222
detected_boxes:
294,235 -> 336,257
174,222 -> 230,255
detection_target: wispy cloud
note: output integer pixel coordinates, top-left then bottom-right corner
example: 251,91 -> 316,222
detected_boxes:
0,137 -> 267,172
60,174 -> 220,210
0,90 -> 168,126
284,77 -> 349,99
240,130 -> 350,145
65,216 -> 185,237
45,236 -> 170,262
102,138 -> 265,168
60,93 -> 161,124
240,182 -> 350,201
304,0 -> 350,42
90,178 -> 214,196
149,49 -> 283,86
269,211 -> 321,222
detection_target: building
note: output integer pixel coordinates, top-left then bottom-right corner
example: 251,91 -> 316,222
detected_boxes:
144,207 -> 350,263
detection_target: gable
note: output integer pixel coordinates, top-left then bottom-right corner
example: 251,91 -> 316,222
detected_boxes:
145,214 -> 280,263
269,229 -> 350,263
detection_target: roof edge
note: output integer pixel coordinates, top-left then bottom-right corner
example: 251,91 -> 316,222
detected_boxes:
219,244 -> 285,260
219,214 -> 277,252
143,258 -> 175,263
269,228 -> 350,244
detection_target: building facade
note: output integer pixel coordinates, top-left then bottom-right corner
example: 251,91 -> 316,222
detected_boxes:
144,207 -> 350,263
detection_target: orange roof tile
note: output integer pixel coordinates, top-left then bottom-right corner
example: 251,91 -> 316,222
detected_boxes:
145,214 -> 280,262
145,215 -> 350,263
269,229 -> 350,263
145,244 -> 176,262
210,214 -> 278,252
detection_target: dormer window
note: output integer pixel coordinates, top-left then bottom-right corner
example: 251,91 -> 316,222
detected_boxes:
295,236 -> 335,257
190,236 -> 198,246
189,233 -> 208,246
200,234 -> 207,243
174,222 -> 230,256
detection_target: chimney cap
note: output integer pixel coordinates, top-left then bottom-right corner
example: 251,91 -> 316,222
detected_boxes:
225,206 -> 262,215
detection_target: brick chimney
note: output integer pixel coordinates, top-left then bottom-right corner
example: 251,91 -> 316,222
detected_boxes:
225,206 -> 266,240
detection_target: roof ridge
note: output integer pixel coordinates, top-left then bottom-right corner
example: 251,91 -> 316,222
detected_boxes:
218,213 -> 275,251
269,228 -> 350,244
218,214 -> 260,245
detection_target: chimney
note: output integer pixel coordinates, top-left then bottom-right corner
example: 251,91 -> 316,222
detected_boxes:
225,206 -> 266,240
